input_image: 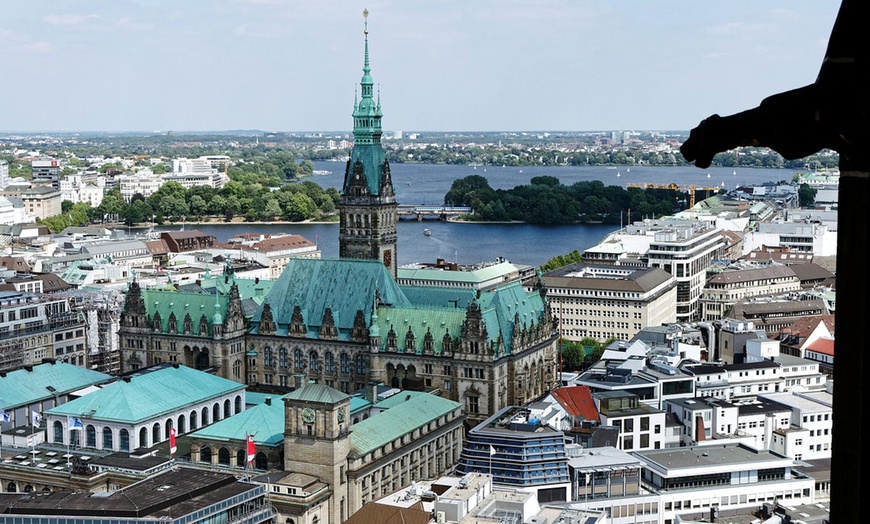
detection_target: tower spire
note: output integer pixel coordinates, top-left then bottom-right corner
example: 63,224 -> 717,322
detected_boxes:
339,8 -> 398,278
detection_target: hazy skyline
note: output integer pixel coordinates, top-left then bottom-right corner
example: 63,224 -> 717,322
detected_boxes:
1,1 -> 840,134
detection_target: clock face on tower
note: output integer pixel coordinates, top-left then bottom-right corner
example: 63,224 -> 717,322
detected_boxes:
301,407 -> 316,424
383,249 -> 392,268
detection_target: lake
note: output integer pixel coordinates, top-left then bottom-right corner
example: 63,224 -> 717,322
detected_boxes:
156,163 -> 802,268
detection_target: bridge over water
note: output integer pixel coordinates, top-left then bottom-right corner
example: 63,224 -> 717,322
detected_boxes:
397,205 -> 473,221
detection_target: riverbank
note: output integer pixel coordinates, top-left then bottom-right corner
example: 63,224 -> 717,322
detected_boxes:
156,217 -> 338,227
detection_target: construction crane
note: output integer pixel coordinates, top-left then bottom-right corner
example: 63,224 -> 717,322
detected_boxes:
625,183 -> 722,210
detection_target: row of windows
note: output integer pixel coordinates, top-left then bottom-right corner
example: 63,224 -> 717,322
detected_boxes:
258,348 -> 367,375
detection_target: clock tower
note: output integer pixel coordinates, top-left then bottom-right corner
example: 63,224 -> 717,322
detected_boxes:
283,382 -> 352,522
338,9 -> 398,278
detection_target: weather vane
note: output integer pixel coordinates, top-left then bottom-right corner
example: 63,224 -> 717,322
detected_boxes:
363,8 -> 369,35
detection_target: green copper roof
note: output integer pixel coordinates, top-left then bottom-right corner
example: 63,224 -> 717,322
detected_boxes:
373,282 -> 547,356
351,393 -> 460,456
1,362 -> 112,410
373,391 -> 428,409
344,14 -> 387,196
398,285 -> 476,309
188,398 -> 284,447
349,396 -> 372,414
251,258 -> 410,338
477,282 -> 546,354
143,288 -> 228,335
45,364 -> 245,423
374,305 -> 466,355
199,274 -> 274,306
283,382 -> 349,405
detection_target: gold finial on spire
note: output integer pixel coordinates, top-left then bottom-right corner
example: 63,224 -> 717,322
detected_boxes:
363,8 -> 369,34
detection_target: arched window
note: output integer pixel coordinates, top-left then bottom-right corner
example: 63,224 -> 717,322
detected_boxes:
202,407 -> 210,426
232,359 -> 242,378
139,427 -> 148,448
53,420 -> 64,444
102,427 -> 113,450
152,422 -> 161,444
213,403 -> 220,422
325,352 -> 335,373
165,419 -> 173,439
264,347 -> 274,367
218,447 -> 231,465
224,399 -> 231,417
5,482 -> 16,493
190,410 -> 198,430
200,445 -> 212,463
340,353 -> 351,374
294,349 -> 304,370
235,395 -> 242,414
178,414 -> 186,434
255,451 -> 268,470
86,425 -> 97,448
279,348 -> 289,368
119,429 -> 130,452
24,485 -> 34,493
309,351 -> 320,372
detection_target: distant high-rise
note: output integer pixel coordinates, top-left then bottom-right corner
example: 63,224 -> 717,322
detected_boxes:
338,9 -> 398,277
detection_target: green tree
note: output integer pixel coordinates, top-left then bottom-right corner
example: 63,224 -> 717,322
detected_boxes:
284,192 -> 317,221
798,183 -> 817,207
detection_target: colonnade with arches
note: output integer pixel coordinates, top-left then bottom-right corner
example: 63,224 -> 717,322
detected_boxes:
46,393 -> 245,452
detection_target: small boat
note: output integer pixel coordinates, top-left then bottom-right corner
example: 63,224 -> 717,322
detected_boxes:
707,173 -> 711,178
616,172 -> 621,177
313,170 -> 331,175
423,229 -> 432,236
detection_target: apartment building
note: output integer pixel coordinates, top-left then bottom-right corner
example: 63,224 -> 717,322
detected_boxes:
700,265 -> 801,321
762,390 -> 833,461
594,391 -> 668,452
542,264 -> 676,343
584,219 -> 725,321
0,291 -> 88,371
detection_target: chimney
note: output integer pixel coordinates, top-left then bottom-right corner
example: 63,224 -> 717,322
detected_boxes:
265,397 -> 272,406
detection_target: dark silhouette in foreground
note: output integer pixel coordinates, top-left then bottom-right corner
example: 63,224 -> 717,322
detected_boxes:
680,2 -> 866,522
680,0 -> 867,172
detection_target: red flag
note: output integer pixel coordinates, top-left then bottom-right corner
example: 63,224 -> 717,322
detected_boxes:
169,427 -> 177,457
246,434 -> 255,465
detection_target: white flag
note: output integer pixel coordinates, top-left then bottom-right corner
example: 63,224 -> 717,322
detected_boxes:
68,416 -> 83,431
0,409 -> 10,423
31,411 -> 42,427
489,445 -> 496,456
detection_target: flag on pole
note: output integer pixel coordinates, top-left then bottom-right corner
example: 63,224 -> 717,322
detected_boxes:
169,428 -> 177,457
31,411 -> 42,427
246,434 -> 256,465
0,410 -> 10,423
489,445 -> 496,456
67,416 -> 83,431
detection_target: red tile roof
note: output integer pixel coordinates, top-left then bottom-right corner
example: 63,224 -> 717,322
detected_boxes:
780,315 -> 835,338
550,385 -> 599,421
807,338 -> 835,356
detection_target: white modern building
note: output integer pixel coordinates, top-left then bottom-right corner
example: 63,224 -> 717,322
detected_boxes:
635,443 -> 816,523
584,219 -> 725,321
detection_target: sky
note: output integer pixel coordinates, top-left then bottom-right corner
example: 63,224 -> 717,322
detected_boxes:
0,0 -> 842,133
